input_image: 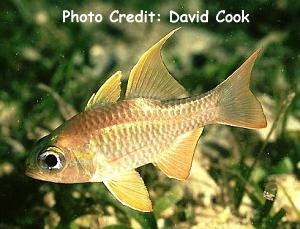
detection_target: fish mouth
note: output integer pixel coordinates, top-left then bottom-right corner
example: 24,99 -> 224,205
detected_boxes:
25,169 -> 49,181
25,156 -> 47,181
25,169 -> 36,178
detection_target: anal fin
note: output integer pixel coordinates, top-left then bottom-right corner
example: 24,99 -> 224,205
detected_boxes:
104,170 -> 152,212
154,128 -> 203,180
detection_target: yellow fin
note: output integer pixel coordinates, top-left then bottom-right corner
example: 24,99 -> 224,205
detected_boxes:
104,170 -> 152,212
125,28 -> 188,100
154,128 -> 203,180
85,71 -> 122,110
215,49 -> 267,129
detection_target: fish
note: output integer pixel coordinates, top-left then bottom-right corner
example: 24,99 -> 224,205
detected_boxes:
26,28 -> 267,212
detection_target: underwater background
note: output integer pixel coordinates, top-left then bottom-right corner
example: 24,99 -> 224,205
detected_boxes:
0,0 -> 299,228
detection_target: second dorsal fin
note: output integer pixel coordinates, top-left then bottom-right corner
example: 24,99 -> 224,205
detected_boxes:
125,28 -> 188,100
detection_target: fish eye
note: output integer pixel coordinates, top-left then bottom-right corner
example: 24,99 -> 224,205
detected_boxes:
37,147 -> 65,171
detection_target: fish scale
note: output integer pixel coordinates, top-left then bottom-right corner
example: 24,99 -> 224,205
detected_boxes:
86,97 -> 216,175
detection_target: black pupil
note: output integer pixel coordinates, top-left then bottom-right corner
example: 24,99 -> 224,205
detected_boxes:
44,154 -> 58,168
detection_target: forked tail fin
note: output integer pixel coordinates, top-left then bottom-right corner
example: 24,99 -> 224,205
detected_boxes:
215,49 -> 267,129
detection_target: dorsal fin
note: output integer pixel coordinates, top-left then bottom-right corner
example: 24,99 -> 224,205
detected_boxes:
154,128 -> 203,180
85,71 -> 122,110
125,28 -> 188,100
104,170 -> 152,212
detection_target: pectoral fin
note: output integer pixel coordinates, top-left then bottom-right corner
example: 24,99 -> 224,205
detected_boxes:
104,170 -> 152,212
85,71 -> 122,110
154,128 -> 203,180
125,28 -> 188,100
